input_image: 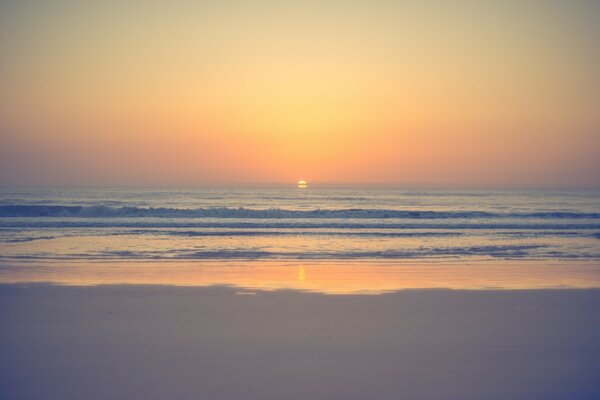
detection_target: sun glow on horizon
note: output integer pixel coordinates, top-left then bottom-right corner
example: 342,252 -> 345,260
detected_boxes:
0,1 -> 599,187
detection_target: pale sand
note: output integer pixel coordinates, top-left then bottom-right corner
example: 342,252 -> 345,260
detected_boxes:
1,285 -> 599,399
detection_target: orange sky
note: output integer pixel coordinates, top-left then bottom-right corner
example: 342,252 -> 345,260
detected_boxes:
1,1 -> 599,187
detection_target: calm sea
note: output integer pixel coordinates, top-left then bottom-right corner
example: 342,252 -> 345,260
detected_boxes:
1,186 -> 599,262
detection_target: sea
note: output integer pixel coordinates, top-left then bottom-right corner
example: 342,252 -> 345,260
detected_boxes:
1,186 -> 599,292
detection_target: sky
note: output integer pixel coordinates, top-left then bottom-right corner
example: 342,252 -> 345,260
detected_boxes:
1,0 -> 599,187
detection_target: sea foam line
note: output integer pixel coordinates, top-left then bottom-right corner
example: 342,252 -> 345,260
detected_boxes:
1,205 -> 600,219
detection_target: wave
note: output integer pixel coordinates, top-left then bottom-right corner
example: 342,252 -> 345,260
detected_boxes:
5,244 -> 597,261
0,244 -> 563,260
1,205 -> 600,219
2,235 -> 57,243
173,245 -> 549,259
1,220 -> 599,230
4,230 -> 598,244
124,230 -> 462,238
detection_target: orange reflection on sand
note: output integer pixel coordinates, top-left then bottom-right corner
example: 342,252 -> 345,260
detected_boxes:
1,260 -> 600,294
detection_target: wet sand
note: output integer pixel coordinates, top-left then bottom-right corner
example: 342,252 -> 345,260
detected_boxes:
1,284 -> 599,399
1,260 -> 600,294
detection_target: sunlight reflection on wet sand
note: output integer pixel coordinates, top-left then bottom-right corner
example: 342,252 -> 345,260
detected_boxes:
1,260 -> 599,294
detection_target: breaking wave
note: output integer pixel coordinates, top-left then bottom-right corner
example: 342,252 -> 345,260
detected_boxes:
1,205 -> 600,219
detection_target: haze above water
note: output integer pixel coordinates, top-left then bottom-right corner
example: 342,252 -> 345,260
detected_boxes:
1,1 -> 599,187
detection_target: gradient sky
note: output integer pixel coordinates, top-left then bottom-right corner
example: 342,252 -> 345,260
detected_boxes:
1,0 -> 599,187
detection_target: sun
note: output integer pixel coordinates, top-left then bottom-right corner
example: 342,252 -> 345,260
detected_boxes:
297,180 -> 307,189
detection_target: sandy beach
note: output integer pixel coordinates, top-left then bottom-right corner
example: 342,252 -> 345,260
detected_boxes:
1,284 -> 599,399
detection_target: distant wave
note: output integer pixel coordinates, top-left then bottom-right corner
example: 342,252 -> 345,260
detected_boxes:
1,205 -> 599,219
2,221 -> 599,230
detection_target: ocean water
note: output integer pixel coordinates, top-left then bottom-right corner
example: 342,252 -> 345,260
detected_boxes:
1,186 -> 599,263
